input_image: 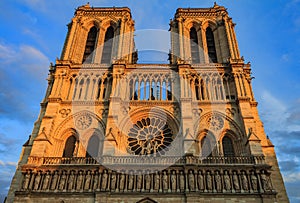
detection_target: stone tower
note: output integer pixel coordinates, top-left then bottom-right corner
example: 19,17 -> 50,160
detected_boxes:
6,3 -> 289,203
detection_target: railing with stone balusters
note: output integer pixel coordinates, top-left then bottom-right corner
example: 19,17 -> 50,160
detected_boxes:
27,155 -> 265,166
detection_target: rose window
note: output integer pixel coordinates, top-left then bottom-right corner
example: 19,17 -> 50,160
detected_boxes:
207,115 -> 224,131
128,117 -> 174,155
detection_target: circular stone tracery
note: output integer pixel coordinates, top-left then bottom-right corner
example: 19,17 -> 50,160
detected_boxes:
75,114 -> 92,130
128,117 -> 174,156
207,115 -> 224,131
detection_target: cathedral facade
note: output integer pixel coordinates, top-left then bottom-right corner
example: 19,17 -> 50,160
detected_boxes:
6,3 -> 289,203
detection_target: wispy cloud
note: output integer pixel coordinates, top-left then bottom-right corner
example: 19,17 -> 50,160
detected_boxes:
0,42 -> 48,121
0,43 -> 15,60
280,160 -> 300,172
258,89 -> 300,202
21,0 -> 48,13
260,90 -> 289,131
0,160 -> 17,202
283,172 -> 300,183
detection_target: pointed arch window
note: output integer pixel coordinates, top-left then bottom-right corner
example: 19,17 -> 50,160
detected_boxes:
190,27 -> 200,63
83,26 -> 98,63
222,136 -> 235,156
63,135 -> 76,158
86,134 -> 100,158
101,26 -> 114,64
206,27 -> 217,63
201,133 -> 216,157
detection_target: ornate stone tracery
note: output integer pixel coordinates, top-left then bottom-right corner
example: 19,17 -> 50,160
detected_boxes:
75,114 -> 93,130
128,117 -> 174,155
207,114 -> 224,131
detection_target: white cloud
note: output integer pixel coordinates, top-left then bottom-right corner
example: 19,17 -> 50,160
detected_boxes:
0,160 -> 17,168
19,44 -> 48,62
0,42 -> 49,81
135,29 -> 170,53
0,42 -> 48,63
6,162 -> 17,167
22,28 -> 36,36
283,172 -> 300,183
0,43 -> 15,60
260,90 -> 288,130
21,0 -> 47,12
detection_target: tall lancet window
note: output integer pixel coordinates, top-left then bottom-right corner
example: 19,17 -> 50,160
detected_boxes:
82,26 -> 98,63
206,27 -> 217,63
101,26 -> 114,64
190,27 -> 200,63
86,134 -> 100,158
222,136 -> 235,156
63,135 -> 76,158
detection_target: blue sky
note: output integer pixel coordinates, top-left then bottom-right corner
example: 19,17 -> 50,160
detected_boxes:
0,0 -> 299,202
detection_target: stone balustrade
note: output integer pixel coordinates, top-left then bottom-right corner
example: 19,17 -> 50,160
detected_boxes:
27,155 -> 265,166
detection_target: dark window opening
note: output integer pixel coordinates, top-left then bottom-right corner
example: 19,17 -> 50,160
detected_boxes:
201,136 -> 212,157
222,136 -> 235,156
101,26 -> 114,64
206,27 -> 217,63
83,26 -> 98,63
190,27 -> 200,63
63,135 -> 76,158
86,134 -> 100,158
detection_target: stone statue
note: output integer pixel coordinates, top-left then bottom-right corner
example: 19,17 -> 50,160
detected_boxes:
215,171 -> 222,192
119,173 -> 126,190
223,171 -> 231,191
58,171 -> 67,190
145,174 -> 151,190
162,171 -> 169,190
42,171 -> 50,190
170,171 -> 177,191
188,170 -> 195,191
137,172 -> 143,191
179,171 -> 185,190
101,170 -> 108,190
154,141 -> 159,156
111,172 -> 117,190
84,171 -> 92,190
241,171 -> 248,191
128,172 -> 134,190
93,171 -> 99,190
146,141 -> 152,155
250,171 -> 258,191
33,171 -> 41,190
197,170 -> 204,190
50,171 -> 59,190
260,171 -> 270,191
154,173 -> 160,191
76,171 -> 83,190
206,171 -> 212,191
140,141 -> 145,155
232,171 -> 240,190
22,171 -> 31,190
67,170 -> 75,190
73,141 -> 79,157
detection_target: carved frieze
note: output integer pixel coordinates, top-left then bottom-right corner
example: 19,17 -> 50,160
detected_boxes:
20,167 -> 274,195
